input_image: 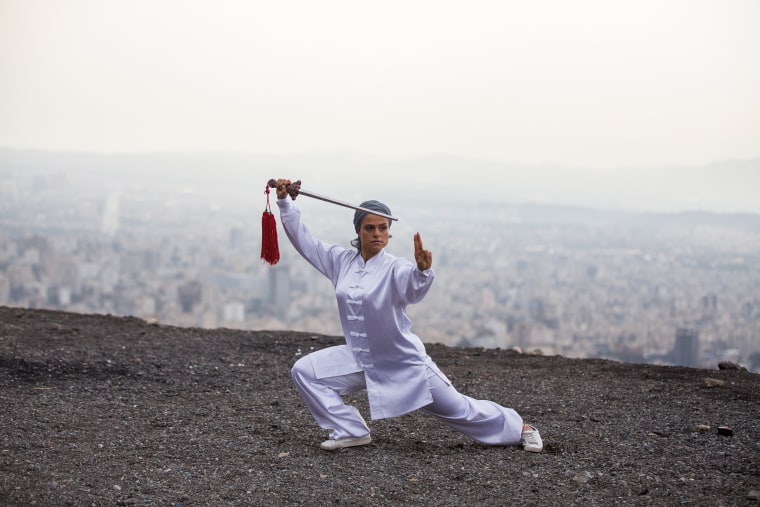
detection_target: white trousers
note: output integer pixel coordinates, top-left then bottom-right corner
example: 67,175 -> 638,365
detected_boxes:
291,354 -> 524,445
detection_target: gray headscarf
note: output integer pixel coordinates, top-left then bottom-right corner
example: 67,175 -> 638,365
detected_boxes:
351,200 -> 392,251
353,200 -> 392,232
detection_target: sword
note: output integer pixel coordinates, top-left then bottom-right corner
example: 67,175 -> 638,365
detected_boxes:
267,179 -> 398,222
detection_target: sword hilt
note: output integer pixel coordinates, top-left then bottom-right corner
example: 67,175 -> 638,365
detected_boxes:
267,178 -> 301,200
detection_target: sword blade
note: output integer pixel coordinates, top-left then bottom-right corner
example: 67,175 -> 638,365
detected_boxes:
298,189 -> 399,221
267,178 -> 399,221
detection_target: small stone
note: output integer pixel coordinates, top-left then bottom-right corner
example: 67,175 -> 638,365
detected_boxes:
691,424 -> 711,433
717,426 -> 733,436
747,490 -> 760,501
113,484 -> 121,491
703,378 -> 725,388
573,471 -> 593,484
277,452 -> 289,458
718,361 -> 746,371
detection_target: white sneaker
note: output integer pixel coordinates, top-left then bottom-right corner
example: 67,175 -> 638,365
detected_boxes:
320,435 -> 372,451
520,425 -> 543,453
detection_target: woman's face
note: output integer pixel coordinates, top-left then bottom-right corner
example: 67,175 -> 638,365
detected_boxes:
359,214 -> 390,260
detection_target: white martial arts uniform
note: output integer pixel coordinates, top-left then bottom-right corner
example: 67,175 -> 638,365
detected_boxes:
278,197 -> 524,445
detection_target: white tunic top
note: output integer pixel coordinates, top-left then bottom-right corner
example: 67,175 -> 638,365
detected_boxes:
278,197 -> 441,420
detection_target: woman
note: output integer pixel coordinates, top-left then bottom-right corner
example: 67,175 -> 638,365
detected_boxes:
274,178 -> 543,452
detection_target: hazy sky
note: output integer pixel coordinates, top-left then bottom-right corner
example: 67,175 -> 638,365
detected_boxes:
1,0 -> 759,169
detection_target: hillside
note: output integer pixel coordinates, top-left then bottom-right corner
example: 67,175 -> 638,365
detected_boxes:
1,306 -> 758,506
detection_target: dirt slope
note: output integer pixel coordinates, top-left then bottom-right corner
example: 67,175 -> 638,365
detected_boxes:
1,306 -> 758,506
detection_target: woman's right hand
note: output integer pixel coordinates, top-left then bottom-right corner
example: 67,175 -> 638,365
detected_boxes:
275,178 -> 291,199
414,232 -> 432,271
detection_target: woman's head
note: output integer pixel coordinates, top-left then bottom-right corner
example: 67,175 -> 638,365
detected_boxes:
352,200 -> 392,259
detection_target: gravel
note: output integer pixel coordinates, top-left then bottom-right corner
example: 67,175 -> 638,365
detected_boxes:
1,306 -> 758,506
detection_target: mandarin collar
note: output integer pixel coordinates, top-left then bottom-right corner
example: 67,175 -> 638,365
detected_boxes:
357,249 -> 385,270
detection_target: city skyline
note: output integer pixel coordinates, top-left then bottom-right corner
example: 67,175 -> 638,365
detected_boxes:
1,159 -> 758,372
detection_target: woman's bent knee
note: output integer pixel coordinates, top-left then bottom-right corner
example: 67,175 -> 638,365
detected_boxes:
291,355 -> 314,382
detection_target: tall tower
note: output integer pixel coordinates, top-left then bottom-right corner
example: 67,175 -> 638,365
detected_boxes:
268,265 -> 290,317
229,227 -> 245,250
178,280 -> 202,314
674,327 -> 699,367
101,192 -> 120,236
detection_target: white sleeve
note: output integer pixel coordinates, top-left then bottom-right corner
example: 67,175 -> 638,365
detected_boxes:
276,198 -> 345,285
392,258 -> 435,305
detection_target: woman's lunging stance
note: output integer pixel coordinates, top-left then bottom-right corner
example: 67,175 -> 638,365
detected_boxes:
273,178 -> 543,452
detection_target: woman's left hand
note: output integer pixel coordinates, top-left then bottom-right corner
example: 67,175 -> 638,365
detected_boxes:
414,232 -> 432,271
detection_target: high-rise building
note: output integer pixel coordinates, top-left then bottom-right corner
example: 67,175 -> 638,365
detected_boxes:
229,227 -> 245,250
269,265 -> 290,317
178,280 -> 202,314
0,275 -> 9,305
674,327 -> 699,367
101,192 -> 120,236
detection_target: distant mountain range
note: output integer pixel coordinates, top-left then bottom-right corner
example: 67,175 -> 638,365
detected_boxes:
1,148 -> 758,215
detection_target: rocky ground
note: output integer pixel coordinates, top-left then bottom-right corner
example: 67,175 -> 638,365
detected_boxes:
0,306 -> 758,506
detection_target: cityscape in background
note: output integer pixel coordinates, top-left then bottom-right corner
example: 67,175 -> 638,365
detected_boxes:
1,151 -> 759,372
